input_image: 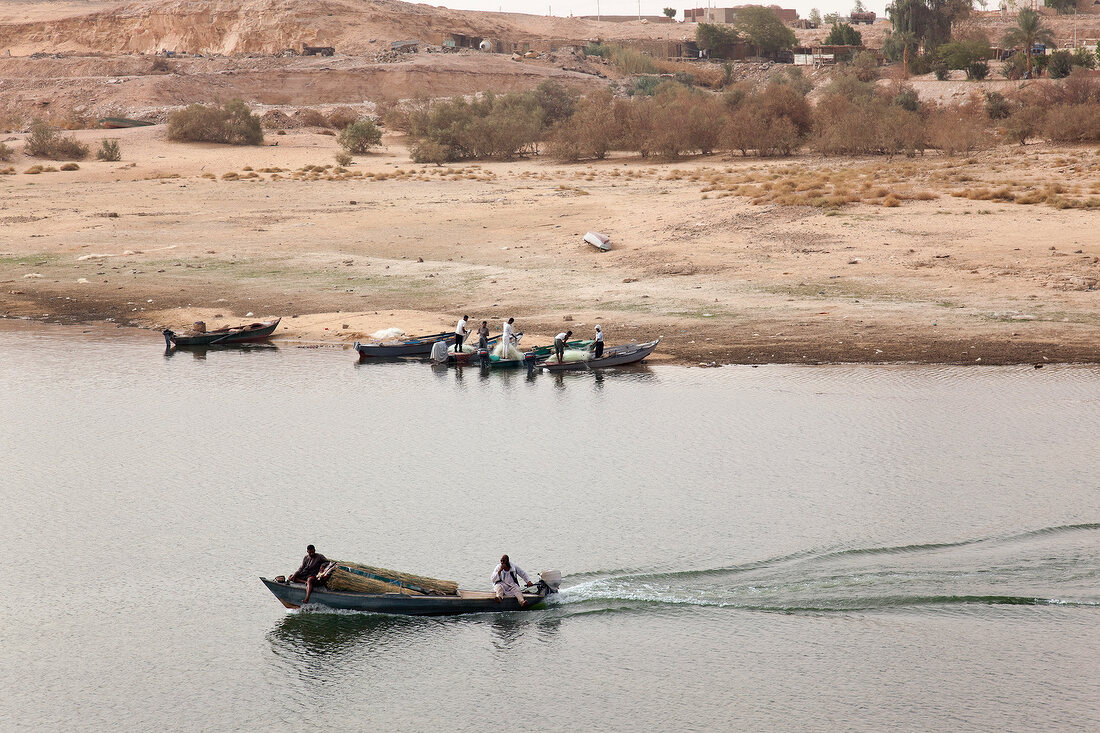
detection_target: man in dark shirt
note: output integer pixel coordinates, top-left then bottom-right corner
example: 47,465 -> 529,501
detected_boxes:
288,544 -> 328,604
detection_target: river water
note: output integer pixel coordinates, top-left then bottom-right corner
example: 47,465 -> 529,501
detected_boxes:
1,323 -> 1097,732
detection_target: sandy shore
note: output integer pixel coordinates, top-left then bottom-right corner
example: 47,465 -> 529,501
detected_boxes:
2,125 -> 1099,364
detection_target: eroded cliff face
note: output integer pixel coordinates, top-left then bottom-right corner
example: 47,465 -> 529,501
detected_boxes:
0,0 -> 614,56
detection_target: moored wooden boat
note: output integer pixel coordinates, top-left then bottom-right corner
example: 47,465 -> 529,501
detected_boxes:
260,573 -> 559,616
538,338 -> 660,371
355,332 -> 503,358
164,318 -> 281,347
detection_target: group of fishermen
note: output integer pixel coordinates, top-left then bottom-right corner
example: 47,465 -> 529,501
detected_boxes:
289,546 -> 534,607
452,315 -> 604,363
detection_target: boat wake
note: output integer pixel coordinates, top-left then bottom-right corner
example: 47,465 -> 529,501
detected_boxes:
552,523 -> 1100,615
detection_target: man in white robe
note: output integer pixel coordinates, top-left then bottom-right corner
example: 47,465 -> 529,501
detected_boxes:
492,554 -> 532,606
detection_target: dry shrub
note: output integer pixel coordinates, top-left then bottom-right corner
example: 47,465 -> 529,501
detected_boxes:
0,166 -> 15,175
25,121 -> 90,160
549,90 -> 618,161
0,142 -> 12,161
1043,104 -> 1100,142
334,150 -> 353,166
295,109 -> 328,128
59,162 -> 79,171
326,107 -> 361,129
167,100 -> 264,145
925,108 -> 989,155
96,139 -> 121,161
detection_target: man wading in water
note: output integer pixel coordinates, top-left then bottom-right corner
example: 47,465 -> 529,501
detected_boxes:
289,544 -> 328,604
492,554 -> 533,607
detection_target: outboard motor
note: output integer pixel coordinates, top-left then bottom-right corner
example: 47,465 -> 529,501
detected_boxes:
535,570 -> 561,597
478,348 -> 491,368
524,351 -> 537,372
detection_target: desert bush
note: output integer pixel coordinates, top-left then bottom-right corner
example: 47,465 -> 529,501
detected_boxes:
1048,50 -> 1073,79
334,150 -> 353,166
410,92 -> 543,162
0,166 -> 14,175
326,107 -> 360,129
812,93 -> 923,156
96,138 -> 122,161
584,43 -> 657,74
1002,104 -> 1045,144
534,80 -> 579,125
933,62 -> 950,81
893,86 -> 921,112
167,100 -> 264,145
548,90 -> 618,161
851,51 -> 880,82
24,121 -> 90,159
337,119 -> 382,154
984,92 -> 1012,120
908,53 -> 934,76
1071,47 -> 1096,70
770,66 -> 814,96
1002,54 -> 1027,80
296,109 -> 328,128
627,75 -> 664,97
925,108 -> 989,154
967,61 -> 990,80
24,165 -> 44,174
0,142 -> 12,161
1044,103 -> 1100,141
60,162 -> 79,171
613,96 -> 657,157
151,57 -> 174,73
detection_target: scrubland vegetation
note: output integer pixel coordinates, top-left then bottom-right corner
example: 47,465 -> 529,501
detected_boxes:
167,99 -> 264,145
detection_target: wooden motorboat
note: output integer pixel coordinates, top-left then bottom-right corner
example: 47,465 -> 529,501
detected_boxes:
354,332 -> 501,358
538,338 -> 660,371
163,318 -> 280,347
260,571 -> 560,616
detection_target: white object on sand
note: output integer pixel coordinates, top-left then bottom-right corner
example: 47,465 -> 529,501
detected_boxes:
583,231 -> 611,251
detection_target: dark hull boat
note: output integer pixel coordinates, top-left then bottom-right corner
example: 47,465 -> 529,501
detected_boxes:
164,318 -> 281,347
538,339 -> 660,371
354,333 -> 502,358
260,573 -> 559,616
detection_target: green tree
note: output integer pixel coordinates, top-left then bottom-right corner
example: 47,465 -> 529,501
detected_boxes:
1044,0 -> 1077,13
1001,8 -> 1056,76
936,38 -> 991,70
824,22 -> 863,46
695,22 -> 742,59
663,7 -> 676,18
734,6 -> 798,58
887,0 -> 971,49
808,8 -> 822,26
337,119 -> 383,154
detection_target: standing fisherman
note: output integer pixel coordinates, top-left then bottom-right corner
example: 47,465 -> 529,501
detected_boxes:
477,320 -> 490,349
593,324 -> 604,359
554,330 -> 573,363
454,315 -> 469,352
502,317 -> 516,357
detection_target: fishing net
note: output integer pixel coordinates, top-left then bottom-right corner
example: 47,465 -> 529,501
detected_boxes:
370,327 -> 406,340
545,349 -> 590,363
323,561 -> 459,596
492,340 -> 525,361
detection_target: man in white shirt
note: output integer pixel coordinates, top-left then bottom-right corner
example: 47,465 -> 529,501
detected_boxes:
593,324 -> 604,359
454,315 -> 468,352
501,317 -> 516,355
554,330 -> 572,363
491,554 -> 532,607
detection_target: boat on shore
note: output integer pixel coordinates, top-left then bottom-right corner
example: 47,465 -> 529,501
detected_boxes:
163,318 -> 281,347
539,339 -> 660,371
355,332 -> 502,358
260,571 -> 560,616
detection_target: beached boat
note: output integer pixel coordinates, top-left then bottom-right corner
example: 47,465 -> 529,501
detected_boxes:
163,318 -> 281,347
538,339 -> 660,371
260,571 -> 560,616
354,332 -> 501,358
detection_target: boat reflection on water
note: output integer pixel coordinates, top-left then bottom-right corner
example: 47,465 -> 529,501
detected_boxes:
164,343 -> 280,361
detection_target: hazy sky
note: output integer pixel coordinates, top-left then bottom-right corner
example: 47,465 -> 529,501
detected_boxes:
425,1 -> 890,19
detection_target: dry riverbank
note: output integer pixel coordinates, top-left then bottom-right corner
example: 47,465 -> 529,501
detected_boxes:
2,126 -> 1099,364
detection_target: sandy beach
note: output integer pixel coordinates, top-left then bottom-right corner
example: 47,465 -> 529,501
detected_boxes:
2,123 -> 1099,364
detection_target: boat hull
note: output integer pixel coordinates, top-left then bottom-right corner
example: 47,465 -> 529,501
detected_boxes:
539,339 -> 660,371
167,319 -> 281,346
261,577 -> 549,615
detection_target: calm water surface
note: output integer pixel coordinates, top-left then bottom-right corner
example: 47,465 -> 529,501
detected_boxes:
1,323 -> 1097,732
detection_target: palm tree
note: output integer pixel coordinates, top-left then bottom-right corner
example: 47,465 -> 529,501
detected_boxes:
1002,8 -> 1056,77
895,30 -> 918,79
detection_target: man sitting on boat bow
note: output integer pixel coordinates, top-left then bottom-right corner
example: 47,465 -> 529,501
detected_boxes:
288,544 -> 328,604
492,554 -> 533,607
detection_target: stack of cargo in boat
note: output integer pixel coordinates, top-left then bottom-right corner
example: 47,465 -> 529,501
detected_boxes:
322,561 -> 459,596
